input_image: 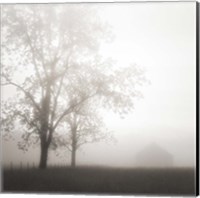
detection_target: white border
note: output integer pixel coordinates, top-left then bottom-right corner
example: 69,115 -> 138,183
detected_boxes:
0,1 -> 198,198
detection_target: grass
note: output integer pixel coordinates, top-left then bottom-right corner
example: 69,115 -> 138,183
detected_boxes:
2,166 -> 196,195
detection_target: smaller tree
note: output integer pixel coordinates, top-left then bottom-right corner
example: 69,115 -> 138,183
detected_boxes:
50,56 -> 147,167
52,104 -> 111,168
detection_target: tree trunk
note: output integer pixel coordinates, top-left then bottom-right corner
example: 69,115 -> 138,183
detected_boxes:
71,126 -> 77,168
39,81 -> 51,169
39,142 -> 48,169
71,147 -> 76,168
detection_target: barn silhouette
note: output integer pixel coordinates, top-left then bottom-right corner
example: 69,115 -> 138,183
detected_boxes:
135,143 -> 174,167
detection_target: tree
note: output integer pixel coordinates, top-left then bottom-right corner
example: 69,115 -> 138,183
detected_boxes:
49,52 -> 146,167
52,103 -> 111,168
1,5 -> 111,169
1,5 -> 146,169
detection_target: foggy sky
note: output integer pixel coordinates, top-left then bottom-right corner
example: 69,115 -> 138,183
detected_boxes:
2,2 -> 196,168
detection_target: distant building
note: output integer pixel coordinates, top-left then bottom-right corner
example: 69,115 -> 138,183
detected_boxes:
135,143 -> 173,167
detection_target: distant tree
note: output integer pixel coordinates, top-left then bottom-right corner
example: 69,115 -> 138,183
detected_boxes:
52,106 -> 110,168
1,4 -> 146,169
50,56 -> 146,167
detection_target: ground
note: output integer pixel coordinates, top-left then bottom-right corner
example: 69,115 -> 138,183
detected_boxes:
2,166 -> 196,195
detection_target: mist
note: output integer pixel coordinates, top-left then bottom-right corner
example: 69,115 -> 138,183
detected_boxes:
2,2 -> 196,169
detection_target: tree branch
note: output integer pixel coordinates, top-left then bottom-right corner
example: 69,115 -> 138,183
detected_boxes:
17,112 -> 41,134
65,144 -> 72,152
52,105 -> 74,131
2,75 -> 41,112
50,49 -> 73,127
24,24 -> 44,86
52,91 -> 98,131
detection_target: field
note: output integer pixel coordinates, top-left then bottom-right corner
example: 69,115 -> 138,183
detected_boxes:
2,166 -> 196,195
